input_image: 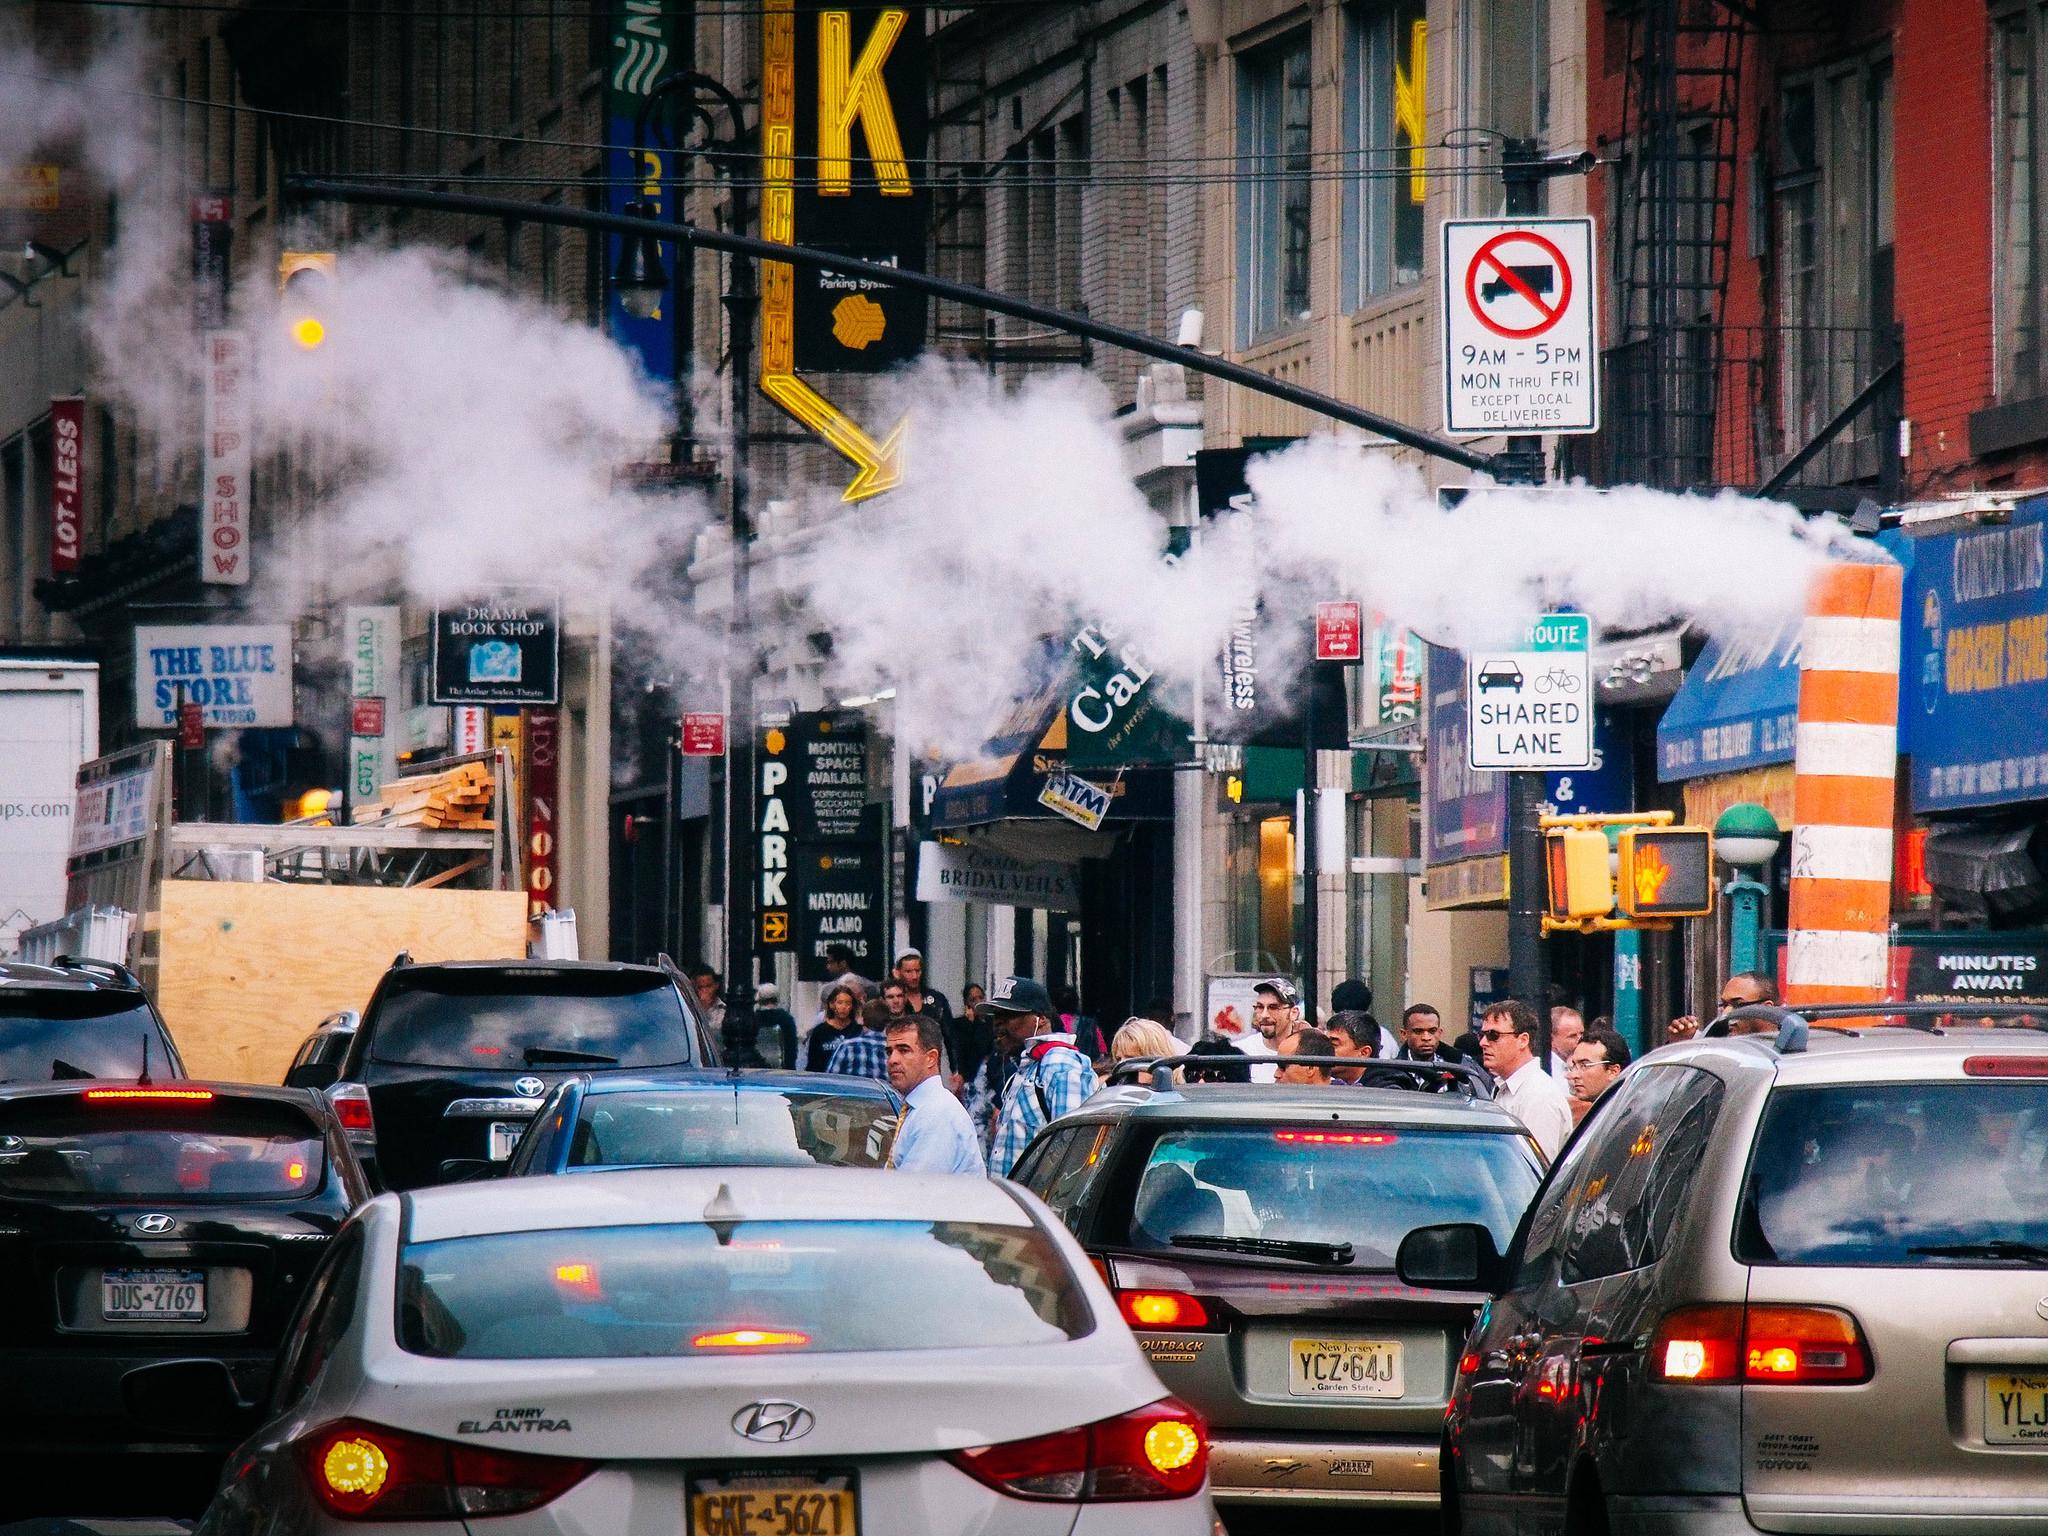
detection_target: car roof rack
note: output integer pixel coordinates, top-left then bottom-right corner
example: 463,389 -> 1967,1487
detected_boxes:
1104,1053 -> 1497,1100
52,955 -> 144,991
1704,1000 -> 2048,1052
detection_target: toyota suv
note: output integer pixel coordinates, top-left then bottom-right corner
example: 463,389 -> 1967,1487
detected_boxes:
285,958 -> 715,1191
1400,1004 -> 2048,1536
1007,1057 -> 1542,1515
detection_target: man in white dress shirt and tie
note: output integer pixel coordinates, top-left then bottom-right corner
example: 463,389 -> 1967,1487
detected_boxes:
884,1014 -> 987,1175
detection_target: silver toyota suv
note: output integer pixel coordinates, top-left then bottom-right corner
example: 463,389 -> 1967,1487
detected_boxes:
1397,1005 -> 2048,1535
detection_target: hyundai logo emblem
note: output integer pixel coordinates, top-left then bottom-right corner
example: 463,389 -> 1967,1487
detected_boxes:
133,1213 -> 176,1235
514,1076 -> 546,1098
733,1401 -> 815,1443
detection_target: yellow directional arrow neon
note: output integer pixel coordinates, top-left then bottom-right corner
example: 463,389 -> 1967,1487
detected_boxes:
758,0 -> 909,504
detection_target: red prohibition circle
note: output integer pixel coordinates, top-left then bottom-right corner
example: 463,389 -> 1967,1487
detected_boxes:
1464,230 -> 1572,339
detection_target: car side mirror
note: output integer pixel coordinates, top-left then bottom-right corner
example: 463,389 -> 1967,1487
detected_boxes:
439,1157 -> 503,1183
285,1061 -> 340,1091
1396,1222 -> 1508,1293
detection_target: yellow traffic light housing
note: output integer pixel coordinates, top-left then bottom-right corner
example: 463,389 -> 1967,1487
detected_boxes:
1544,827 -> 1614,922
1618,827 -> 1716,919
279,251 -> 336,350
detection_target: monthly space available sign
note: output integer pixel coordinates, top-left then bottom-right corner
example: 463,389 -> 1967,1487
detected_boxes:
133,624 -> 293,730
1441,217 -> 1598,434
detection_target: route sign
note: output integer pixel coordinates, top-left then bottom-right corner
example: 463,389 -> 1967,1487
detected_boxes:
1466,613 -> 1593,771
1441,217 -> 1598,435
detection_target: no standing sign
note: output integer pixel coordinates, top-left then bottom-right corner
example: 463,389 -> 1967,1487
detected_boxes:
1441,217 -> 1599,435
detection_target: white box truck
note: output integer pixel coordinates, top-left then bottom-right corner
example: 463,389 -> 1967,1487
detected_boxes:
0,659 -> 99,953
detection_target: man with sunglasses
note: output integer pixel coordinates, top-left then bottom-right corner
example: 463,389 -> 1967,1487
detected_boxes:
1478,1000 -> 1574,1160
1669,970 -> 1778,1041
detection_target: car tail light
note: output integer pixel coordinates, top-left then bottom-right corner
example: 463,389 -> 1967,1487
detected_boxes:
1116,1290 -> 1217,1331
1742,1305 -> 1872,1383
690,1328 -> 811,1349
1274,1129 -> 1396,1145
1650,1303 -> 1871,1385
84,1087 -> 214,1104
1964,1056 -> 2048,1077
300,1419 -> 595,1519
329,1083 -> 375,1142
947,1397 -> 1208,1502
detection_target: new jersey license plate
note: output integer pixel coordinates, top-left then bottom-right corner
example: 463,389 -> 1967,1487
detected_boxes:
1289,1337 -> 1405,1398
689,1472 -> 857,1536
1987,1374 -> 2048,1444
102,1267 -> 206,1322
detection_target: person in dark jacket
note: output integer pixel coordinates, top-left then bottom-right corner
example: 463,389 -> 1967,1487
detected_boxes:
804,981 -> 864,1073
738,981 -> 799,1069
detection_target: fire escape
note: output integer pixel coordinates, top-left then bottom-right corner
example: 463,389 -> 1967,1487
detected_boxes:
1592,0 -> 1903,504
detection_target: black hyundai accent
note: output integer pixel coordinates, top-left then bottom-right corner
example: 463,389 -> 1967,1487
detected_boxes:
0,1080 -> 369,1514
291,958 -> 715,1191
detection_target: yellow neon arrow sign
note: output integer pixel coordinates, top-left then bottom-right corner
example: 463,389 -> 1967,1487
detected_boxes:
760,0 -> 908,503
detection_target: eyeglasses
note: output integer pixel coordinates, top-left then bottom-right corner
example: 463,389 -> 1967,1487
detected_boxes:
1565,1056 -> 1613,1071
1478,1028 -> 1519,1042
1718,995 -> 1754,1007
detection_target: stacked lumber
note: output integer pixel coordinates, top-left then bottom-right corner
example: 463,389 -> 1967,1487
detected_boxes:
351,763 -> 496,830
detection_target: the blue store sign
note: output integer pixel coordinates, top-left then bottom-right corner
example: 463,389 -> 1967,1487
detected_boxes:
1906,498 -> 2048,812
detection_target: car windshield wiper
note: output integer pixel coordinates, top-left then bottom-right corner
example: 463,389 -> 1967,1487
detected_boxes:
49,1058 -> 96,1080
1907,1240 -> 2048,1266
1170,1233 -> 1355,1265
521,1045 -> 619,1066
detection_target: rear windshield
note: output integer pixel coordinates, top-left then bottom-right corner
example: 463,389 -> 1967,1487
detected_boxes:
367,971 -> 693,1070
398,1219 -> 1090,1358
1127,1125 -> 1540,1268
571,1087 -> 899,1169
1737,1080 -> 2048,1266
0,1098 -> 324,1202
0,991 -> 165,1084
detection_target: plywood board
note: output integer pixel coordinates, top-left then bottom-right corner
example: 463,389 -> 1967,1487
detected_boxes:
157,881 -> 530,1083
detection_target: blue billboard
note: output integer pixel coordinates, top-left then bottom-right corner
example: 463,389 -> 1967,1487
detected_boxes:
1905,498 -> 2048,812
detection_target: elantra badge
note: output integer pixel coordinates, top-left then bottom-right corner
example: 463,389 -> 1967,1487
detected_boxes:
733,1402 -> 814,1443
134,1213 -> 177,1234
514,1076 -> 546,1098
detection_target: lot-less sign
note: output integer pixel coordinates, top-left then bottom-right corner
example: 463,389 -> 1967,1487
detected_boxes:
430,590 -> 561,706
1466,613 -> 1593,771
133,625 -> 292,729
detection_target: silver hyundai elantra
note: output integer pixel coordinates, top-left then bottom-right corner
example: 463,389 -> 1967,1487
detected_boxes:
197,1166 -> 1213,1535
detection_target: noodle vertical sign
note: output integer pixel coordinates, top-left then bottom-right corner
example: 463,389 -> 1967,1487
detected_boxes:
524,709 -> 561,921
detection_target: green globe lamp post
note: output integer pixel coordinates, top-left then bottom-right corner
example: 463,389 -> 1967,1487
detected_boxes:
1714,802 -> 1784,977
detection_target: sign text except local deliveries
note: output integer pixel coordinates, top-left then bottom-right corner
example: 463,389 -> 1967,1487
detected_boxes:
430,589 -> 562,706
1466,613 -> 1593,771
916,842 -> 1080,910
133,624 -> 293,730
1441,217 -> 1599,435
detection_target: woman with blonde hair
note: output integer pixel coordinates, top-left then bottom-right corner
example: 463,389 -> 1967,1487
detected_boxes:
1111,1017 -> 1183,1081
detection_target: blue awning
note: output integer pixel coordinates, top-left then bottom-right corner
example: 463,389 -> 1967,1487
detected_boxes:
1656,623 -> 1803,782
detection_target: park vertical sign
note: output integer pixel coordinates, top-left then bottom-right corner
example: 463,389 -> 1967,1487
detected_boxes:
1441,217 -> 1598,435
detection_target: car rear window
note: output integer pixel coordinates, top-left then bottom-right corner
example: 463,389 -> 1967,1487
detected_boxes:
397,1219 -> 1091,1358
0,1096 -> 325,1202
570,1087 -> 899,1169
1126,1125 -> 1540,1268
367,970 -> 693,1070
1737,1080 -> 2048,1266
0,991 -> 166,1083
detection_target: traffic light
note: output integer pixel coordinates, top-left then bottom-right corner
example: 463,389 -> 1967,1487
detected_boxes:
1544,827 -> 1614,921
1617,827 -> 1715,919
278,251 -> 336,350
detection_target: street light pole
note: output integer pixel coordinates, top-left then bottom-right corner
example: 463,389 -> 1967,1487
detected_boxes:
722,181 -> 759,1040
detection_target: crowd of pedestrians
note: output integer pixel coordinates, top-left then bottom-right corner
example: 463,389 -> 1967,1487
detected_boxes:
713,943 -> 1714,1175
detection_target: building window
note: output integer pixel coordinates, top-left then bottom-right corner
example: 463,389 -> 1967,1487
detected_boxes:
1999,5 -> 2045,399
1773,57 -> 1893,450
1238,32 -> 1314,342
1342,2 -> 1426,306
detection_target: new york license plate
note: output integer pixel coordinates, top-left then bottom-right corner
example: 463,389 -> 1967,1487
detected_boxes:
689,1472 -> 857,1536
102,1267 -> 206,1321
488,1120 -> 524,1160
1289,1337 -> 1405,1398
1987,1374 -> 2048,1444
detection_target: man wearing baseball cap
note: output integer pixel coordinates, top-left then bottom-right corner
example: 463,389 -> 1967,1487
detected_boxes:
982,975 -> 1102,1178
1240,977 -> 1302,1084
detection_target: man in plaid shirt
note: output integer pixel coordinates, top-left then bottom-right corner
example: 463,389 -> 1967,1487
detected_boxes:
825,1010 -> 892,1082
981,975 -> 1101,1177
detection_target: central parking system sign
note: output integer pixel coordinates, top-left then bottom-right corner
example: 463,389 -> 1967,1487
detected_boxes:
1466,613 -> 1594,771
1441,217 -> 1599,435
